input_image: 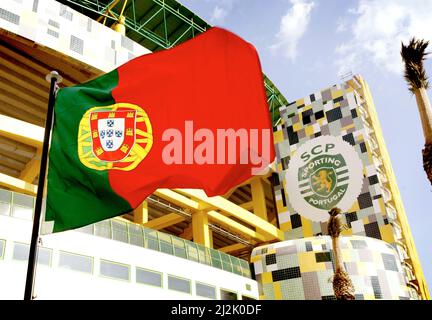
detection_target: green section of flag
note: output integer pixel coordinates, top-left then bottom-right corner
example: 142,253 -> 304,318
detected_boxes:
46,70 -> 132,233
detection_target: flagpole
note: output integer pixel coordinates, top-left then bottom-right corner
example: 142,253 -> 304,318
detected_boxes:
24,71 -> 62,300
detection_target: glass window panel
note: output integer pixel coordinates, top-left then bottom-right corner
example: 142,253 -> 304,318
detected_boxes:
172,237 -> 185,247
136,268 -> 162,287
220,253 -> 231,263
240,259 -> 251,277
100,260 -> 130,281
38,247 -> 52,266
112,220 -> 128,243
0,189 -> 11,203
197,244 -> 206,263
160,241 -> 173,255
13,243 -> 51,266
94,220 -> 111,239
174,247 -> 187,259
59,251 -> 93,273
222,261 -> 233,272
186,242 -> 198,262
212,258 -> 223,270
12,193 -> 34,208
13,243 -> 29,261
241,295 -> 256,300
129,224 -> 144,247
168,275 -> 190,294
11,206 -> 33,220
196,282 -> 216,299
220,289 -> 237,300
0,239 -> 5,259
158,232 -> 171,242
76,224 -> 94,235
0,202 -> 10,216
145,231 -> 159,251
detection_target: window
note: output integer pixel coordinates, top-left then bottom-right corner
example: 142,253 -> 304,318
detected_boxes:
12,243 -> 51,266
185,242 -> 199,262
196,282 -> 216,299
0,239 -> 5,259
220,289 -> 238,300
11,206 -> 33,220
95,220 -> 111,239
172,237 -> 187,259
129,223 -> 144,247
38,248 -> 52,266
100,260 -> 130,281
112,220 -> 128,243
13,243 -> 29,261
136,268 -> 162,287
158,232 -> 173,255
0,189 -> 11,216
144,230 -> 159,251
58,251 -> 93,274
168,275 -> 190,294
0,202 -> 10,216
11,193 -> 34,220
241,295 -> 256,300
76,224 -> 94,235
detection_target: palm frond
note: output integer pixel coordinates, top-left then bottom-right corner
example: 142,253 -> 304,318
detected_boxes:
401,37 -> 430,91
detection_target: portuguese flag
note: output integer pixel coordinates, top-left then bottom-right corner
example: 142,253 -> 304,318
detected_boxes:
43,27 -> 274,233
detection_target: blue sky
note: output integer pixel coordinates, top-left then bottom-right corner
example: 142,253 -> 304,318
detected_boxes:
179,0 -> 432,290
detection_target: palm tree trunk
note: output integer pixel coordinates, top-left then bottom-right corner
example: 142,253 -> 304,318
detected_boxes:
331,235 -> 355,300
414,88 -> 432,185
414,87 -> 432,144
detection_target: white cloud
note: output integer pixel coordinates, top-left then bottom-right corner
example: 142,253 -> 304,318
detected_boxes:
210,6 -> 228,24
270,0 -> 315,61
335,18 -> 347,33
336,0 -> 432,75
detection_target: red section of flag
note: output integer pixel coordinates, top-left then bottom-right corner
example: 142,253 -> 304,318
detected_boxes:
110,27 -> 274,207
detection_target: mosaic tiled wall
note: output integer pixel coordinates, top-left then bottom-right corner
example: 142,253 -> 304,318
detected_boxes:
0,0 -> 151,73
251,236 -> 414,300
273,81 -> 397,244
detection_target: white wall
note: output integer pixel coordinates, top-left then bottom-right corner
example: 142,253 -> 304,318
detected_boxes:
0,215 -> 258,300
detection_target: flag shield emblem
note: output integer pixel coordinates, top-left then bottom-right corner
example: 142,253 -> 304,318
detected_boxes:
78,103 -> 153,171
90,110 -> 134,162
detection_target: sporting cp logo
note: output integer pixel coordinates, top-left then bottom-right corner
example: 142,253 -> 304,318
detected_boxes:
285,135 -> 363,222
78,103 -> 153,171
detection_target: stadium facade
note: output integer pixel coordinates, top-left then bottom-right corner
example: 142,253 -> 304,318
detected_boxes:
257,76 -> 428,299
0,0 -> 429,300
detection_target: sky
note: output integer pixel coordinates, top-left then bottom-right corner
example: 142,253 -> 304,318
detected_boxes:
179,0 -> 432,291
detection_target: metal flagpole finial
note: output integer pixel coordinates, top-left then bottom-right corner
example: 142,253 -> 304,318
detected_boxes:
45,71 -> 63,84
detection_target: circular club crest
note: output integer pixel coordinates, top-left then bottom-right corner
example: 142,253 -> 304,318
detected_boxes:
78,103 -> 153,171
285,135 -> 363,222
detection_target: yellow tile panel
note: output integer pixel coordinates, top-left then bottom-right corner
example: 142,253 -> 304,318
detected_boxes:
274,282 -> 282,300
349,201 -> 360,212
331,89 -> 343,99
380,224 -> 395,243
250,255 -> 262,263
280,221 -> 292,231
301,216 -> 313,237
262,272 -> 273,284
299,252 -> 317,273
305,125 -> 314,137
273,130 -> 284,143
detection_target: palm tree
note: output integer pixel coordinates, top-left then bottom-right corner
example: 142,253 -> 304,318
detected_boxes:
328,207 -> 355,300
401,38 -> 432,185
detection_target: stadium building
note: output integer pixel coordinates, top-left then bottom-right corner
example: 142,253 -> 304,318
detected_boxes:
0,0 -> 428,300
